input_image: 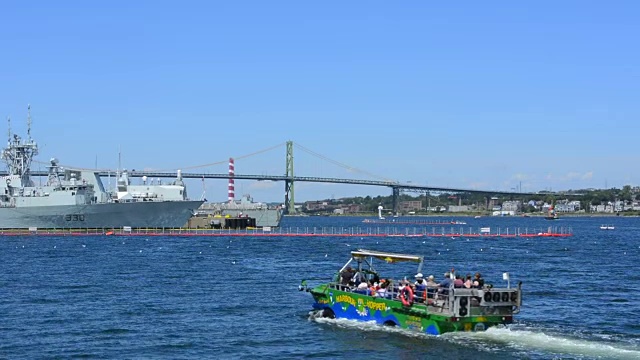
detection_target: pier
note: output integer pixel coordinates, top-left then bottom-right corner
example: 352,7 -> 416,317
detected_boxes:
0,226 -> 572,237
362,219 -> 468,225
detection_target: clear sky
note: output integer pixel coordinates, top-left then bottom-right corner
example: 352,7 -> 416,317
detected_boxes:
1,1 -> 638,203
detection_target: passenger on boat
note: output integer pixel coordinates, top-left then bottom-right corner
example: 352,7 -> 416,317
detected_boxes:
438,272 -> 452,296
426,275 -> 438,300
376,280 -> 390,298
464,274 -> 472,288
414,273 -> 427,302
370,282 -> 379,296
454,275 -> 464,288
473,272 -> 485,288
355,281 -> 369,295
340,266 -> 355,289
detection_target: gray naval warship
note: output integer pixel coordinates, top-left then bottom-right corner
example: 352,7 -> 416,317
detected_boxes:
0,110 -> 203,229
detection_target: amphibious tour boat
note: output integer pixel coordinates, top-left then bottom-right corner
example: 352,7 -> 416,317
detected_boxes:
300,249 -> 522,335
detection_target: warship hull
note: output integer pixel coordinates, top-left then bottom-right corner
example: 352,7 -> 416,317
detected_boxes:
0,200 -> 203,229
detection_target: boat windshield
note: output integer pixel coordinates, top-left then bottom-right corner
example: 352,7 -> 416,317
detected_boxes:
351,249 -> 423,263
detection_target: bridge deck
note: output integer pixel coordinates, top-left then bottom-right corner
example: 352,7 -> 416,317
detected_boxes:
5,170 -> 559,195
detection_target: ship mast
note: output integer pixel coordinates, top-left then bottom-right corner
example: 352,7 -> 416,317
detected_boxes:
7,116 -> 10,145
1,105 -> 39,186
27,104 -> 32,142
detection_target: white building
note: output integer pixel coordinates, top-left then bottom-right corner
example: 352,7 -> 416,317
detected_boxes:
501,201 -> 521,212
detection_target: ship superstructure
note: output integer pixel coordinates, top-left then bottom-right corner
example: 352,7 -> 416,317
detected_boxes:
198,194 -> 283,228
0,107 -> 203,229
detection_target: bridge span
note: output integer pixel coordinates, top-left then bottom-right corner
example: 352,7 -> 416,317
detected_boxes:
17,170 -> 543,214
0,123 -> 579,215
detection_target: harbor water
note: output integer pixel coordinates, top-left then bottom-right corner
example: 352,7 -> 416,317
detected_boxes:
1,216 -> 639,359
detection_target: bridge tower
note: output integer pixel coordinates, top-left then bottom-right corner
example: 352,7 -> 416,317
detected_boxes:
284,141 -> 295,214
392,187 -> 399,216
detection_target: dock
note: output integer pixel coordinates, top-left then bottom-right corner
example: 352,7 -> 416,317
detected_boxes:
362,219 -> 467,225
0,226 -> 572,237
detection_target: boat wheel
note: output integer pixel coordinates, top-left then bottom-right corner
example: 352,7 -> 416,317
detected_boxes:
322,308 -> 336,319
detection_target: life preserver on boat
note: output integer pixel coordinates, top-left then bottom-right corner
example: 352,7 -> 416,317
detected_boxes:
483,292 -> 492,302
400,286 -> 414,307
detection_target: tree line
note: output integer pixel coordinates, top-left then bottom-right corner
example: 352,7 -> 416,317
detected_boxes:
316,185 -> 637,214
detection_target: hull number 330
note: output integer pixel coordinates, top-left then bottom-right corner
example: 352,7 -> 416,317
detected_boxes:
64,214 -> 85,221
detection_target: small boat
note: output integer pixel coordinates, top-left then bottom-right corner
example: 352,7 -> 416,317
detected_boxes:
544,206 -> 558,220
600,225 -> 615,230
300,249 -> 522,335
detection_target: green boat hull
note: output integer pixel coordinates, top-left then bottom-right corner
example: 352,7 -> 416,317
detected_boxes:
310,284 -> 516,335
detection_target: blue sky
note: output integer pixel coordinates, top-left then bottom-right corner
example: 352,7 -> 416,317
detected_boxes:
1,1 -> 638,203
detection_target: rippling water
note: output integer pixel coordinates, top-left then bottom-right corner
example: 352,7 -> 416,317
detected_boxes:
1,216 -> 639,359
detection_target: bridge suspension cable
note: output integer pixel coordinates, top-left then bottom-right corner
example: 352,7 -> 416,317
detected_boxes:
31,142 -> 287,173
31,159 -> 112,172
294,142 -> 396,183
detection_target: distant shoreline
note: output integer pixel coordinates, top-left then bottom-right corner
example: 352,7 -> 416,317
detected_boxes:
288,213 -> 635,218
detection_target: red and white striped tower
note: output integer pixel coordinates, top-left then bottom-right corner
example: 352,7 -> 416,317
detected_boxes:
228,157 -> 235,203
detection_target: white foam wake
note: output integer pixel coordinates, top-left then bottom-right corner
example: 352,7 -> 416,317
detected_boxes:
310,313 -> 640,359
446,326 -> 640,360
309,312 -> 433,339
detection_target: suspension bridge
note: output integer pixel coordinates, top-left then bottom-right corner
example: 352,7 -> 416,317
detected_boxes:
6,141 -> 556,214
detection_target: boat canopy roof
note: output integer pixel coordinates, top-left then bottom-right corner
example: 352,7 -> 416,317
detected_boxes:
351,249 -> 423,263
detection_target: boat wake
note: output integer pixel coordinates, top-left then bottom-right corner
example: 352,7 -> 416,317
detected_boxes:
445,326 -> 640,359
309,313 -> 640,359
308,311 -> 433,339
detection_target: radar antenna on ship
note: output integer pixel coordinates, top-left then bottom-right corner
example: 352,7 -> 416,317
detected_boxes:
117,145 -> 122,180
6,116 -> 11,145
27,104 -> 32,142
